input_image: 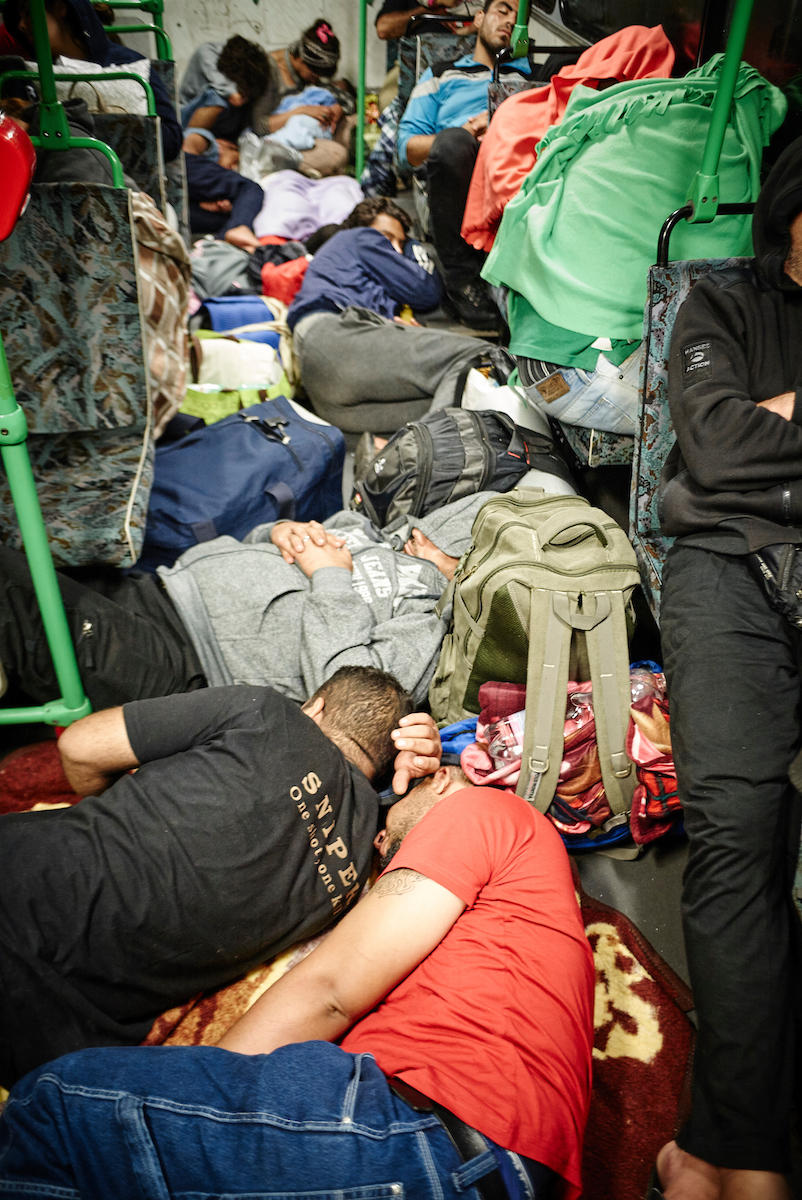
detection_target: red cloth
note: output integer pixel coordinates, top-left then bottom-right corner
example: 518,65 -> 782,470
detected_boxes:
0,23 -> 26,53
261,256 -> 309,305
461,24 -> 675,253
341,786 -> 594,1199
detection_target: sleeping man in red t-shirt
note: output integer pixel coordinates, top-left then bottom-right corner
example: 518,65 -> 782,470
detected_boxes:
0,766 -> 595,1200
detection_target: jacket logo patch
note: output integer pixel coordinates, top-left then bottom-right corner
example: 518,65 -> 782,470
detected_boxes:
682,341 -> 712,382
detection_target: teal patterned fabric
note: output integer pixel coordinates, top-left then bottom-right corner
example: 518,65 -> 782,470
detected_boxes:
557,423 -> 633,468
628,256 -> 748,619
93,111 -> 167,212
0,181 -> 153,566
398,28 -> 474,109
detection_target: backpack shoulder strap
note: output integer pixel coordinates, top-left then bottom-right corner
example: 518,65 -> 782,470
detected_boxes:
517,588 -> 572,811
583,591 -> 635,820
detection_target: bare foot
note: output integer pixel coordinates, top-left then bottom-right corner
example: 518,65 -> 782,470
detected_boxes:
224,225 -> 260,252
655,1141 -> 720,1200
403,528 -> 459,581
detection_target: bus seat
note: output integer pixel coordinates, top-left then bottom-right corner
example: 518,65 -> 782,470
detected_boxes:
92,110 -> 167,212
0,180 -> 154,567
629,255 -> 748,621
398,17 -> 476,111
552,422 -> 633,470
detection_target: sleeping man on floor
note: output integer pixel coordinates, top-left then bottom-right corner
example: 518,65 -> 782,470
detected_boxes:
0,492 -> 489,713
0,752 -> 595,1200
0,665 -> 441,1088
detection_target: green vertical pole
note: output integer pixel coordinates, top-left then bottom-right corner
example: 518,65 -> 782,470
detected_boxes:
686,0 -> 755,220
509,0 -> 529,61
0,332 -> 90,725
356,0 -> 368,180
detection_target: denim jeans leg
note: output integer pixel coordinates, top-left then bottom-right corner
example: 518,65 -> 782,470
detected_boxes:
0,1042 -> 490,1199
518,345 -> 643,434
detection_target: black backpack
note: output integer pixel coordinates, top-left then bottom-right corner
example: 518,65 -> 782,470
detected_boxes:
349,407 -> 572,530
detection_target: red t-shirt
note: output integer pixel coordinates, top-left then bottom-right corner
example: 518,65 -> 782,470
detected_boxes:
341,787 -> 594,1199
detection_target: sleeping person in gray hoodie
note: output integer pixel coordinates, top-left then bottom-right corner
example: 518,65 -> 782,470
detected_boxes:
0,492 -> 491,711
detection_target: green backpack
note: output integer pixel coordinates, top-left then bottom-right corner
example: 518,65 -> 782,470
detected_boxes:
428,488 -> 641,819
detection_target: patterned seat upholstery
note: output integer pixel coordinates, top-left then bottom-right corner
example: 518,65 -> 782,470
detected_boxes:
0,181 -> 153,567
628,256 -> 748,620
92,111 -> 166,212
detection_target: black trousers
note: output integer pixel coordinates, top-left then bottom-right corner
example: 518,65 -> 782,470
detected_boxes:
184,153 -> 264,238
661,543 -> 802,1172
425,126 -> 486,291
0,547 -> 205,715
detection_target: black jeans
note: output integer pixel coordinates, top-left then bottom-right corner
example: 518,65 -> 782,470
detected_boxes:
661,543 -> 802,1172
426,126 -> 486,291
0,547 -> 205,713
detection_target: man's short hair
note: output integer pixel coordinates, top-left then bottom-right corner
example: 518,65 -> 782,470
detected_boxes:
217,36 -> 270,102
311,666 -> 412,778
343,196 -> 412,236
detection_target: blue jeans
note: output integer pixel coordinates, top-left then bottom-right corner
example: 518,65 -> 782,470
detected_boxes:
518,344 -> 643,435
0,1042 -> 541,1199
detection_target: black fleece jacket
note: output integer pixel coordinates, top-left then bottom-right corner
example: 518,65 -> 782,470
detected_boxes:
659,136 -> 802,552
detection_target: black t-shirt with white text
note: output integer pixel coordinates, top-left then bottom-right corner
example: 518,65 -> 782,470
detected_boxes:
0,686 -> 378,1079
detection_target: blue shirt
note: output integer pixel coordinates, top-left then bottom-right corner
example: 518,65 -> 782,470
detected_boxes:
397,52 -> 530,170
288,227 -> 443,329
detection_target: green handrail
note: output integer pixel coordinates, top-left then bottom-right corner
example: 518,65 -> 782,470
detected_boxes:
94,0 -> 165,23
0,335 -> 91,727
20,0 -> 126,185
356,0 -> 368,179
510,0 -> 530,61
686,0 -> 755,221
105,22 -> 172,61
0,67 -> 157,114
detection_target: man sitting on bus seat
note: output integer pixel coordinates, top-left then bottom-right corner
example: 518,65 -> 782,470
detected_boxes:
0,666 -> 441,1088
0,766 -> 594,1200
396,0 -> 530,330
0,492 -> 490,713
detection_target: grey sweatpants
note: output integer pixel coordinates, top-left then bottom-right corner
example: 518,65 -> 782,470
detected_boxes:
294,306 -> 495,433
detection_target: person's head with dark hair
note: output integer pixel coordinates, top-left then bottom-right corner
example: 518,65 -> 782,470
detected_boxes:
374,763 -> 469,868
217,35 -> 270,104
305,222 -> 342,254
342,196 -> 412,256
474,0 -> 515,60
343,196 -> 411,236
290,18 -> 340,83
302,666 -> 412,781
8,0 -> 105,62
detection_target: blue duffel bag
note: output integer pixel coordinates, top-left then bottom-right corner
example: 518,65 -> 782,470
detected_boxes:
139,396 -> 345,570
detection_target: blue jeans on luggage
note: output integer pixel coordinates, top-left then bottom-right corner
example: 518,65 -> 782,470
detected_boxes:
0,1041 -> 545,1198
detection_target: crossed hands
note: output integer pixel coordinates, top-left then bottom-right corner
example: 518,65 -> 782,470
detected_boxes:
271,520 -> 353,577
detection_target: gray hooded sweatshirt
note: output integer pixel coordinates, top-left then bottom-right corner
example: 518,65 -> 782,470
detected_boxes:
158,493 -> 493,706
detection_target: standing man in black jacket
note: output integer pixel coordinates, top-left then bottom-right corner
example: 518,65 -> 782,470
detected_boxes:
654,139 -> 802,1200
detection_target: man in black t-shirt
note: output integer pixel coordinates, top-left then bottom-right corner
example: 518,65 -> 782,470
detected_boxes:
0,666 -> 441,1088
